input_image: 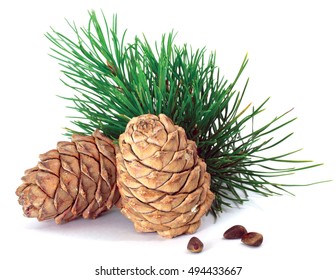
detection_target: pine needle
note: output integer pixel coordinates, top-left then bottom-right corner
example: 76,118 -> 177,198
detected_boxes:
46,10 -> 325,217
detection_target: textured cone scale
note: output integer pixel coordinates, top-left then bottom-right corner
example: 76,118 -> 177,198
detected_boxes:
116,114 -> 215,238
16,130 -> 120,224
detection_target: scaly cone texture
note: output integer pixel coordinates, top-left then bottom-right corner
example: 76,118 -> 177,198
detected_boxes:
116,114 -> 215,238
16,130 -> 120,224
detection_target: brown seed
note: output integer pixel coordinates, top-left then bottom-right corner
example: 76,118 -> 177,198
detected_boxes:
223,225 -> 248,239
187,237 -> 204,253
241,232 -> 263,247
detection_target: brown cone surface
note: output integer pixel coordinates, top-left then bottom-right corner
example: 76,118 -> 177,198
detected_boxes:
16,130 -> 120,224
117,114 -> 214,238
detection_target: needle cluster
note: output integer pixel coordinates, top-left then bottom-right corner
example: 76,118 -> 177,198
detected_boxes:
46,11 -> 321,217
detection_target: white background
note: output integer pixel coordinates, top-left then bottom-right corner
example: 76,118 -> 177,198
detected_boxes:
1,0 -> 335,279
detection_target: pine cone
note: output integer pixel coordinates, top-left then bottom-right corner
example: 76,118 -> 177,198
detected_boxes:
116,114 -> 215,238
16,130 -> 120,224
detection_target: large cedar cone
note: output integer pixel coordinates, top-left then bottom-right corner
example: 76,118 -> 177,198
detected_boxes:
116,114 -> 215,238
16,130 -> 120,224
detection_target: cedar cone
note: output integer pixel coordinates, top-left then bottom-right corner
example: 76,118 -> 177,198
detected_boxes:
16,130 -> 120,224
116,114 -> 215,238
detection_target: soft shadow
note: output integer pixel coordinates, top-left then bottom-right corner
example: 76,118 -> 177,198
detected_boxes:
23,208 -> 162,242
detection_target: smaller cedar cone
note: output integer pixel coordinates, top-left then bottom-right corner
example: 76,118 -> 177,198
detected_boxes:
116,113 -> 215,238
16,130 -> 120,224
